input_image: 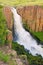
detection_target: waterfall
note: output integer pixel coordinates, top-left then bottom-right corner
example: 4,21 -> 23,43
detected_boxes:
11,7 -> 43,57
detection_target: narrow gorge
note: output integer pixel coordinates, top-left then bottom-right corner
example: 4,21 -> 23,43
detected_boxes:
11,7 -> 43,57
3,6 -> 43,57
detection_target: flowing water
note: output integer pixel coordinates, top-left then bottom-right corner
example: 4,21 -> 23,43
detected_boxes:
11,7 -> 43,57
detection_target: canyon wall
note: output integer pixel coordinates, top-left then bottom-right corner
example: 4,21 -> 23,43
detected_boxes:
3,6 -> 43,47
17,6 -> 43,32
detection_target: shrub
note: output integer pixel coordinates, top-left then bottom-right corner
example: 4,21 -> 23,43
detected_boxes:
12,42 -> 26,55
12,42 -> 43,65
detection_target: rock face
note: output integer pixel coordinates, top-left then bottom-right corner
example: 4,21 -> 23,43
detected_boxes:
17,6 -> 43,32
4,6 -> 13,30
3,6 -> 13,48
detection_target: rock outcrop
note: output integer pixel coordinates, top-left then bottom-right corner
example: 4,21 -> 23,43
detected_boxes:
4,6 -> 13,30
17,6 -> 43,32
3,6 -> 13,48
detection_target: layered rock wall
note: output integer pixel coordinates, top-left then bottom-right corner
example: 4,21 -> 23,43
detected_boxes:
17,6 -> 43,32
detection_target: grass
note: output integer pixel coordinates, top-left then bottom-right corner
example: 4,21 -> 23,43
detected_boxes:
0,0 -> 43,6
0,51 -> 10,63
23,23 -> 43,42
0,6 -> 7,45
32,32 -> 43,42
0,50 -> 17,65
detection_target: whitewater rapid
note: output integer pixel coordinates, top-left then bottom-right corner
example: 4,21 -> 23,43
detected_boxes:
11,7 -> 43,57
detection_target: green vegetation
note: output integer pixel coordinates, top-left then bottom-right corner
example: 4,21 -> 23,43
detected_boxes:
0,5 -> 7,45
32,32 -> 43,42
12,42 -> 43,65
12,42 -> 26,55
0,0 -> 43,6
0,50 -> 17,65
0,1 -> 43,65
23,22 -> 43,42
0,51 -> 10,63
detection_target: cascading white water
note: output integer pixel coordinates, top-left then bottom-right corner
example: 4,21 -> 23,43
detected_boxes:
11,7 -> 43,57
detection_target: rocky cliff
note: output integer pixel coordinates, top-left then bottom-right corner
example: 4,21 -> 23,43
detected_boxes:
3,6 -> 13,48
3,6 -> 43,47
17,6 -> 43,32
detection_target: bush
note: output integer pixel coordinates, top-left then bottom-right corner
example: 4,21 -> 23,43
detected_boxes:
12,42 -> 43,65
12,42 -> 26,55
